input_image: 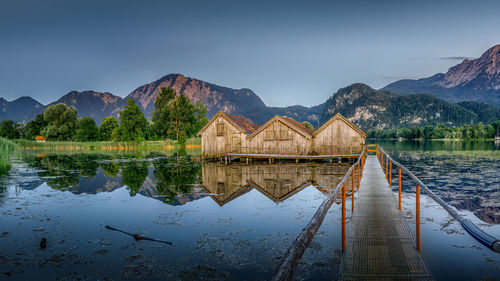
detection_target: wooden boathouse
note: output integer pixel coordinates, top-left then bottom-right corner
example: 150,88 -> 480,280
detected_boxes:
245,115 -> 313,155
312,113 -> 367,155
198,111 -> 367,160
197,111 -> 259,158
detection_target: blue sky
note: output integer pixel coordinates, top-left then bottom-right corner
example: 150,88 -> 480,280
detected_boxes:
1,0 -> 500,106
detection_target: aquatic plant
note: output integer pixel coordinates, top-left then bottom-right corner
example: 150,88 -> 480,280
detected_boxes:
0,138 -> 17,176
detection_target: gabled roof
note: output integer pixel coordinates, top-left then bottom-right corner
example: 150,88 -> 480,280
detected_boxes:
35,135 -> 46,140
247,115 -> 313,139
313,113 -> 367,138
248,180 -> 311,203
197,111 -> 259,136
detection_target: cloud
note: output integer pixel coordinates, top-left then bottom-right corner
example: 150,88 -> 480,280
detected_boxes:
381,75 -> 423,81
440,56 -> 476,61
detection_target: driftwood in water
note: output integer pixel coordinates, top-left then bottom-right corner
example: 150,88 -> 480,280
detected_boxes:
105,225 -> 172,245
271,148 -> 365,281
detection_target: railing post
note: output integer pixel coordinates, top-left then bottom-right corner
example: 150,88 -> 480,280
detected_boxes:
342,183 -> 346,252
398,168 -> 402,210
416,184 -> 421,252
389,162 -> 392,188
357,161 -> 360,188
385,156 -> 388,179
352,167 -> 355,211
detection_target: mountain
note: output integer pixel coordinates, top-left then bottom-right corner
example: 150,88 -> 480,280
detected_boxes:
127,74 -> 267,118
0,96 -> 44,123
125,73 -> 322,125
454,101 -> 500,124
51,91 -> 124,124
383,44 -> 500,106
320,83 -> 485,130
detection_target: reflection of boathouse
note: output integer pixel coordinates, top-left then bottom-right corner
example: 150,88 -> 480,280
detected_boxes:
198,112 -> 367,159
200,162 -> 352,206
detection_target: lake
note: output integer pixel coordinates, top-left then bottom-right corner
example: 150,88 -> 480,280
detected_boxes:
0,141 -> 499,280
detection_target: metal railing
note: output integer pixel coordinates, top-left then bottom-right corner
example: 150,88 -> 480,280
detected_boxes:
376,144 -> 500,253
271,146 -> 367,281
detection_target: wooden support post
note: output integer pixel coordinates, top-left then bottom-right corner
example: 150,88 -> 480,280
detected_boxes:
246,157 -> 249,164
229,157 -> 231,164
389,162 -> 392,188
385,156 -> 388,179
269,158 -> 272,164
416,184 -> 421,252
225,157 -> 228,164
381,154 -> 384,170
352,168 -> 355,211
398,168 -> 402,210
329,158 -> 332,163
296,158 -> 299,164
357,161 -> 360,188
342,184 -> 346,252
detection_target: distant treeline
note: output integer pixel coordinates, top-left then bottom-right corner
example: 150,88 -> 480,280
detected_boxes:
0,87 -> 208,144
368,121 -> 500,140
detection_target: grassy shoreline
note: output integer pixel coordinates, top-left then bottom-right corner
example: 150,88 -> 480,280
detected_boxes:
0,138 -> 17,175
15,137 -> 201,151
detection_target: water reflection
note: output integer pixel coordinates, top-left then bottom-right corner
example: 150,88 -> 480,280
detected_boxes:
19,152 -> 353,207
201,163 -> 351,206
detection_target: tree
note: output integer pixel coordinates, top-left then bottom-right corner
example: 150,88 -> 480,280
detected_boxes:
152,87 -> 176,139
41,103 -> 78,140
0,120 -> 16,139
118,99 -> 148,141
99,116 -> 119,141
121,162 -> 148,196
192,100 -> 208,136
25,114 -> 47,140
301,121 -> 315,131
76,117 -> 99,141
151,87 -> 208,143
169,93 -> 196,143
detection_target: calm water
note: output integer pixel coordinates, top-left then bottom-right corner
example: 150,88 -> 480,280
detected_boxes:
0,142 -> 499,280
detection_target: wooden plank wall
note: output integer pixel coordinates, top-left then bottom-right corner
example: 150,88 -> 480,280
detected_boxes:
201,115 -> 248,158
313,119 -> 365,155
248,120 -> 311,155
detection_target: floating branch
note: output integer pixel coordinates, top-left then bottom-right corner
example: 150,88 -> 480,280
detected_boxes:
105,225 -> 173,245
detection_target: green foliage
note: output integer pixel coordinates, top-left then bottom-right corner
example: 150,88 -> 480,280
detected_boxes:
25,114 -> 47,140
41,103 -> 78,140
0,138 -> 17,176
301,121 -> 315,131
152,87 -> 176,140
99,116 -> 119,141
121,162 -> 148,196
76,117 -> 99,141
153,158 -> 200,203
151,87 -> 208,143
369,121 -> 500,140
0,120 -> 16,139
101,162 -> 119,177
118,99 -> 148,142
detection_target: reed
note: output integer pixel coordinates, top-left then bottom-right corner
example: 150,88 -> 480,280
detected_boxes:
15,139 -> 183,151
0,138 -> 17,176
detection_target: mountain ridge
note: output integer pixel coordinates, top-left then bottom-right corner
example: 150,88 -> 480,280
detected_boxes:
383,44 -> 500,106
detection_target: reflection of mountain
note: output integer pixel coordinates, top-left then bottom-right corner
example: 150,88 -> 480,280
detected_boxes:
22,153 -> 206,205
201,163 -> 351,206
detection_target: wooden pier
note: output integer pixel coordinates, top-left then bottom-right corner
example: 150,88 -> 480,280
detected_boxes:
339,155 -> 434,280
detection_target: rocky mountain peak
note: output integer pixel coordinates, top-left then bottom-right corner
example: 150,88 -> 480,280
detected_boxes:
438,44 -> 500,88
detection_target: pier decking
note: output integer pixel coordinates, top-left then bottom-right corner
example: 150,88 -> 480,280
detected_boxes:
339,155 -> 434,280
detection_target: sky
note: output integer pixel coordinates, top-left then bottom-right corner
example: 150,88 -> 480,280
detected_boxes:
1,0 -> 500,107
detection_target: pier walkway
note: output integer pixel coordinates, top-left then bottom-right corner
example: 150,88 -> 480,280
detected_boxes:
339,155 -> 434,280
